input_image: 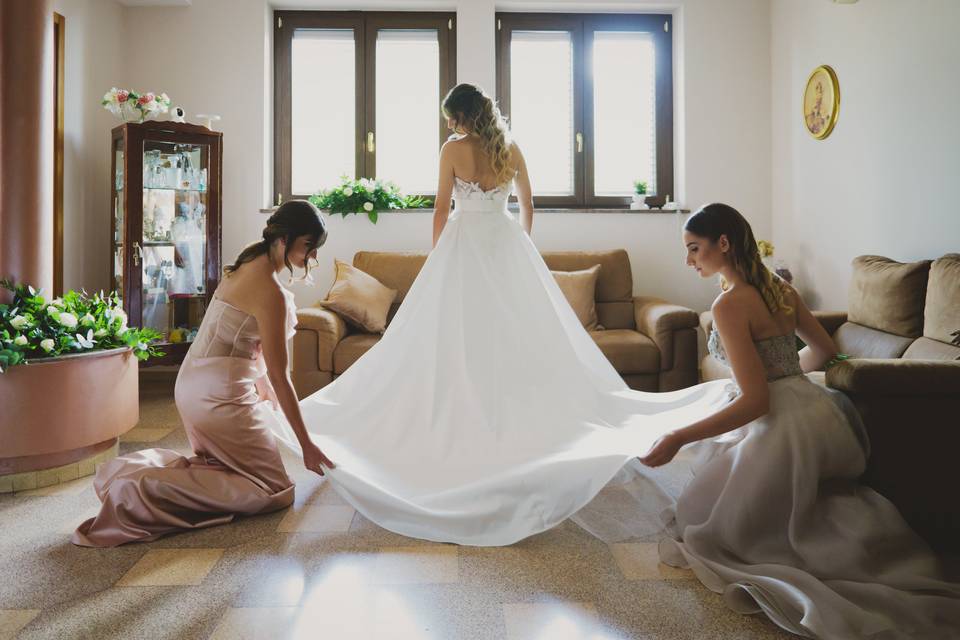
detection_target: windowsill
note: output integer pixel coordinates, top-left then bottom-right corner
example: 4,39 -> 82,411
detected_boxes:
259,207 -> 690,215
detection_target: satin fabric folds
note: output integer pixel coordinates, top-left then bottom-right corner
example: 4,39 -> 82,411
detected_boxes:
72,292 -> 299,547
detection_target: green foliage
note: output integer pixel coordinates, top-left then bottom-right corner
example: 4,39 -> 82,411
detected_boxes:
633,179 -> 648,195
0,280 -> 164,373
310,176 -> 432,225
825,353 -> 851,369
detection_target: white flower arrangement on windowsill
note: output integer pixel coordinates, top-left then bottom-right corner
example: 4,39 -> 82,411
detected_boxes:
309,176 -> 432,224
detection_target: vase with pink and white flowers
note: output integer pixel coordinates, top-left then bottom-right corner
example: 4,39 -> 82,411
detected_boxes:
102,87 -> 171,123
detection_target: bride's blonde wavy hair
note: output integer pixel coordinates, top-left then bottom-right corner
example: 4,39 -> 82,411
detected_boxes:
442,84 -> 514,186
684,203 -> 794,316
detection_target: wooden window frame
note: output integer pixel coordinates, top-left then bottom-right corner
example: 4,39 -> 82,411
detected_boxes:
496,12 -> 673,209
53,12 -> 65,295
274,10 -> 457,204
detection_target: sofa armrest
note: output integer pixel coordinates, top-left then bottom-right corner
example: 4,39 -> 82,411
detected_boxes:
633,296 -> 699,371
826,358 -> 960,395
699,310 -> 715,337
295,307 -> 349,373
811,310 -> 848,336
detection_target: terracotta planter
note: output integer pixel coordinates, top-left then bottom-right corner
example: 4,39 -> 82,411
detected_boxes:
0,347 -> 139,476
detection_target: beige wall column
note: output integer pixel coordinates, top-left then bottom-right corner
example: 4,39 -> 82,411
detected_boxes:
0,0 -> 53,301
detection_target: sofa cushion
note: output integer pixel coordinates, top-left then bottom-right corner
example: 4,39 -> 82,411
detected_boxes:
923,253 -> 960,345
542,250 -> 632,302
833,322 -> 914,359
353,251 -> 427,302
597,302 -> 635,331
319,260 -> 397,333
902,337 -> 960,361
848,255 -> 931,338
333,333 -> 380,374
590,329 -> 659,374
552,265 -> 601,330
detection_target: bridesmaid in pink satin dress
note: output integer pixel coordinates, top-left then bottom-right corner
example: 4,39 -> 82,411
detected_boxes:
73,201 -> 336,547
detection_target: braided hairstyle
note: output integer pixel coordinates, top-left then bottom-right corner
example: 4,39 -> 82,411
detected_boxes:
441,83 -> 515,186
224,199 -> 327,279
684,203 -> 793,315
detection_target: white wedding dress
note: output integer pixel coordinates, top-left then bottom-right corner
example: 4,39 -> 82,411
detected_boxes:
269,177 -> 960,639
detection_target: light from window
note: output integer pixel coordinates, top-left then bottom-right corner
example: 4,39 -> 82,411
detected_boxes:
592,31 -> 656,196
509,31 -> 574,196
376,29 -> 440,194
292,29 -> 356,195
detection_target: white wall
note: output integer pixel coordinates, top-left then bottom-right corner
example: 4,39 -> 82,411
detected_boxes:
771,0 -> 960,310
71,0 -> 773,314
51,0 -> 124,294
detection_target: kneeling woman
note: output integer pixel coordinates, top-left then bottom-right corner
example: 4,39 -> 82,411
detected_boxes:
74,201 -> 335,547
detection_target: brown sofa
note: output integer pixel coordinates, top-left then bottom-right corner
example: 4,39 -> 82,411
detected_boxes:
293,249 -> 700,398
701,254 -> 960,550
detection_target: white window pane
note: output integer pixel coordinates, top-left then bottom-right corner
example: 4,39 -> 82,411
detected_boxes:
292,29 -> 355,195
593,32 -> 656,196
376,29 -> 440,194
510,31 -> 574,196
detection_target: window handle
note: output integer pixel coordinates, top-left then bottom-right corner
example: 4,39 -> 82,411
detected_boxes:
576,132 -> 583,153
367,131 -> 375,153
132,241 -> 143,267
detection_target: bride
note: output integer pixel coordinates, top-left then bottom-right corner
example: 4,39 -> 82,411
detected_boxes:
271,82 -> 721,545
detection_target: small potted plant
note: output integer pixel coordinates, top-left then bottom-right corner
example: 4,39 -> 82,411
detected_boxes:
631,180 -> 649,210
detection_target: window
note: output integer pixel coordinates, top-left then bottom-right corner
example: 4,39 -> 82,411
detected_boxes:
496,13 -> 673,208
274,11 -> 456,203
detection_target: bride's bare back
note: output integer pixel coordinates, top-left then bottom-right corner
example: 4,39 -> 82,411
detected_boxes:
432,133 -> 534,245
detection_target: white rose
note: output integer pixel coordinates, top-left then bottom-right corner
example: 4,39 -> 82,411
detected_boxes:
40,338 -> 55,352
58,312 -> 78,328
50,297 -> 63,307
342,187 -> 353,197
94,328 -> 108,338
363,201 -> 374,212
82,313 -> 96,325
10,315 -> 29,329
13,335 -> 28,346
47,306 -> 59,316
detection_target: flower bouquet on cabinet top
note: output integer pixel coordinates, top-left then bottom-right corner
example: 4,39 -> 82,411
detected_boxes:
102,87 -> 171,123
310,176 -> 432,224
0,280 -> 163,373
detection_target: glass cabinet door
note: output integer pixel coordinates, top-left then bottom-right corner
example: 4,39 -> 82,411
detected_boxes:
112,140 -> 124,295
139,140 -> 209,345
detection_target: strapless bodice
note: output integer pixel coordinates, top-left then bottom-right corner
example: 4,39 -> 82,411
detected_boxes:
708,327 -> 803,381
187,288 -> 297,362
453,177 -> 512,213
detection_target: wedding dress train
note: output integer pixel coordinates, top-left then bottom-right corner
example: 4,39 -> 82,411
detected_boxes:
268,178 -> 959,638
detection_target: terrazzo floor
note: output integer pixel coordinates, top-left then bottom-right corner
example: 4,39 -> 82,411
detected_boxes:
0,377 -> 810,639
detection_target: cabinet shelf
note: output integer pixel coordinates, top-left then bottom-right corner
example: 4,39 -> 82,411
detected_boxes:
116,186 -> 209,194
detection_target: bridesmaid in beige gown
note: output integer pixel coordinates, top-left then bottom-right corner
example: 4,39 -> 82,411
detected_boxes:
73,200 -> 335,547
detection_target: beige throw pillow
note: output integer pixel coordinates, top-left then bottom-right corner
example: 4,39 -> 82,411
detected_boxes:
552,264 -> 602,331
319,260 -> 398,333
